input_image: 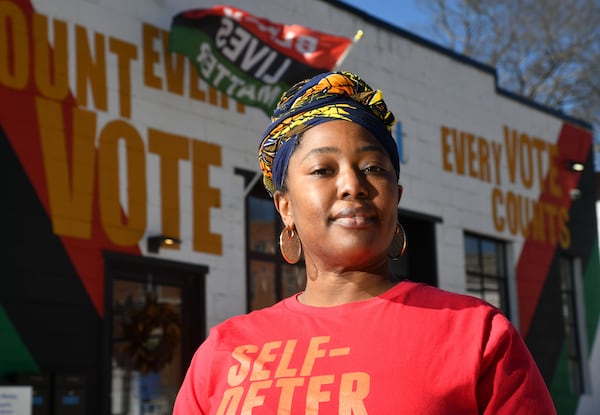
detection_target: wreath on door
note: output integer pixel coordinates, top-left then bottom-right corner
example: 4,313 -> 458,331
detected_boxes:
116,293 -> 182,374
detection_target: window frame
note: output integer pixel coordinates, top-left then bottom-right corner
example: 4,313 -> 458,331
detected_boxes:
558,255 -> 589,395
463,232 -> 510,317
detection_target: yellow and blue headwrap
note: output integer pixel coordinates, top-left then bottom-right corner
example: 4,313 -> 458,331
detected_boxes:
258,71 -> 398,196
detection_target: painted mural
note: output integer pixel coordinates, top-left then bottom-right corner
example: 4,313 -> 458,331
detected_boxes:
0,0 -> 598,413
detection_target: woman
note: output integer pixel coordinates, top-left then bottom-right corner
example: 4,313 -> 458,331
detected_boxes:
173,71 -> 556,414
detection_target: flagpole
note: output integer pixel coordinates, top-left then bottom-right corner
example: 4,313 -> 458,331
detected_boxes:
334,29 -> 364,70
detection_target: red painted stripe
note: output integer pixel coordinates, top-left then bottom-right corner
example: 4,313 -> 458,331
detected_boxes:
0,0 -> 140,316
517,123 -> 592,336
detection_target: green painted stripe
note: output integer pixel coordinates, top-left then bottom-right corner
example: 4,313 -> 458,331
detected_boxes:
550,239 -> 600,414
583,239 -> 600,348
551,345 -> 578,415
0,305 -> 39,379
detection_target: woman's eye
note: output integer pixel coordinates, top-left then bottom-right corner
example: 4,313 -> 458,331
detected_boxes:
363,165 -> 385,174
311,168 -> 332,176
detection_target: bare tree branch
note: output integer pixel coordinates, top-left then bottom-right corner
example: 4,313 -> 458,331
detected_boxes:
423,0 -> 600,132
423,0 -> 600,168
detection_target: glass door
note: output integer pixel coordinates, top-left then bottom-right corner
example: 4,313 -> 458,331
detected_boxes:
104,254 -> 207,415
111,277 -> 182,414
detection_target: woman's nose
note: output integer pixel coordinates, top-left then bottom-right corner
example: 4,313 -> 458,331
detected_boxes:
337,167 -> 369,199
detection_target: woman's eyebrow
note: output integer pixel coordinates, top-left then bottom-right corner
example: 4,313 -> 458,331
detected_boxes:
300,146 -> 340,161
358,145 -> 386,155
301,145 -> 386,162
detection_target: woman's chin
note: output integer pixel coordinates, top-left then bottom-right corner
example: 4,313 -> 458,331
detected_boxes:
318,246 -> 388,268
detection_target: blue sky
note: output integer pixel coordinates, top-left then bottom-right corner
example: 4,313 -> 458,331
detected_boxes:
336,0 -> 436,41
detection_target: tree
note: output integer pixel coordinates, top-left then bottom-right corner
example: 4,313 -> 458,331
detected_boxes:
425,0 -> 600,168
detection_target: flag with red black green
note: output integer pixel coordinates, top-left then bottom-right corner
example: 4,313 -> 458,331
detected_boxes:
169,5 -> 352,116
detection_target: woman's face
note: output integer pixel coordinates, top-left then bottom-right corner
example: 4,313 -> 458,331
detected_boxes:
274,120 -> 402,271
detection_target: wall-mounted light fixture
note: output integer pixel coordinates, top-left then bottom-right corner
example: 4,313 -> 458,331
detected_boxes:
147,235 -> 182,253
567,160 -> 585,172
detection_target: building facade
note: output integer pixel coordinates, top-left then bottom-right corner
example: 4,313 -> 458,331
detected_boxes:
0,0 -> 598,413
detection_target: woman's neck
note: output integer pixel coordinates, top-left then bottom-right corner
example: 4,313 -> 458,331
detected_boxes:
298,268 -> 398,307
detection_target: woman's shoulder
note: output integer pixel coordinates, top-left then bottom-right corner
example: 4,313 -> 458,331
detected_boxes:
209,295 -> 294,335
391,280 -> 503,315
388,280 -> 513,340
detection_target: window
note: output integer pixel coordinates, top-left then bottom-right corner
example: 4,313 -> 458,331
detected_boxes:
464,233 -> 509,315
246,183 -> 305,311
559,256 -> 585,394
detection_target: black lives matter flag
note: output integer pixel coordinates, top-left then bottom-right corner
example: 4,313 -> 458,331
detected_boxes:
169,5 -> 353,115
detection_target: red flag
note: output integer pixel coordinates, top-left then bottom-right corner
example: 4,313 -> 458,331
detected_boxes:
169,5 -> 353,115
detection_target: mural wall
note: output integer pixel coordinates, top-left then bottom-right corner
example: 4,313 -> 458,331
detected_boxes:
0,0 -> 597,413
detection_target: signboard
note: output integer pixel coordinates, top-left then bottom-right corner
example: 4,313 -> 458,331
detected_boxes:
0,387 -> 32,415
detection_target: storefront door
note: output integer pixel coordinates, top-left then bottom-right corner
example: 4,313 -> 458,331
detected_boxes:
104,254 -> 206,415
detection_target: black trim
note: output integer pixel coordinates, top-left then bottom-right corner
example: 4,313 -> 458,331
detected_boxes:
234,167 -> 261,189
398,207 -> 443,224
395,213 -> 439,287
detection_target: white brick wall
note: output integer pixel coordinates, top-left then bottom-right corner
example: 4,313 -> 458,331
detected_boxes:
30,0 -> 583,334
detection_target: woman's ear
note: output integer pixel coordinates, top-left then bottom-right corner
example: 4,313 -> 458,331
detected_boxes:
273,191 -> 293,226
397,185 -> 403,204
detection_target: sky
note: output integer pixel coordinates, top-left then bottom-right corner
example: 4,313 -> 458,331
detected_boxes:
336,0 -> 436,42
339,0 -> 600,162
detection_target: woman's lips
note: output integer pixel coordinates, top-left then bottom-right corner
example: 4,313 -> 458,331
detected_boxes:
332,208 -> 376,228
334,216 -> 375,228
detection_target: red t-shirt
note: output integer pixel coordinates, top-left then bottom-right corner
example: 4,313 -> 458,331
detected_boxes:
173,281 -> 556,414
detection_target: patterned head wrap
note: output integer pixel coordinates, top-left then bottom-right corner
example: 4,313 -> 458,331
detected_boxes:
258,71 -> 399,196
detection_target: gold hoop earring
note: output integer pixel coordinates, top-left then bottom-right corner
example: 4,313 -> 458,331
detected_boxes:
389,223 -> 406,260
280,226 -> 302,264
